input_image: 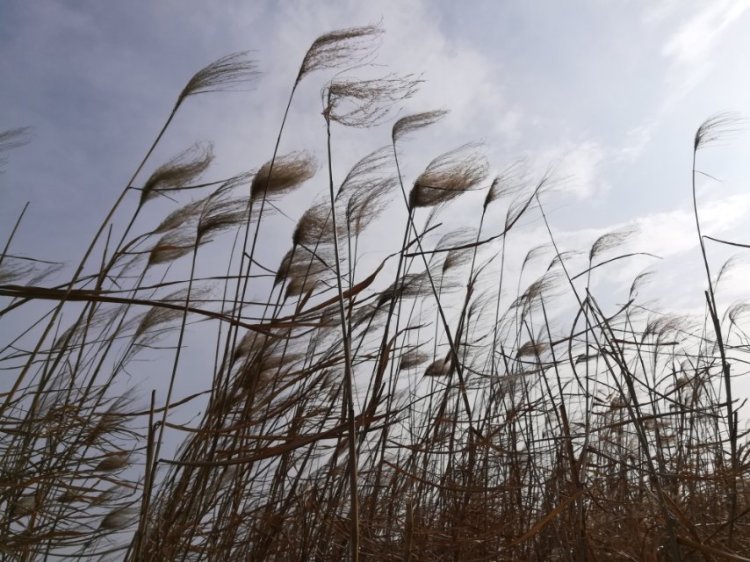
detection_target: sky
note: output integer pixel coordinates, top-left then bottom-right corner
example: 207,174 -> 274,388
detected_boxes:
3,1 -> 750,399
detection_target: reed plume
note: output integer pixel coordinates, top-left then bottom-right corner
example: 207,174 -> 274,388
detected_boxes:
139,143 -> 214,205
409,145 -> 489,209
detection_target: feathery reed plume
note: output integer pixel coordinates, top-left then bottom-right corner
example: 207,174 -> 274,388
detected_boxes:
520,244 -> 550,272
628,269 -> 653,301
517,340 -> 546,358
297,25 -> 383,84
483,161 -> 526,211
250,152 -> 317,201
338,146 -> 395,195
84,394 -> 134,446
505,172 -> 552,230
197,196 -> 250,242
714,254 -> 742,291
323,74 -> 421,127
439,229 -> 478,274
152,199 -> 206,234
346,186 -> 392,237
95,451 -> 130,472
334,148 -> 396,252
424,356 -> 452,377
546,249 -> 580,272
589,226 -> 636,263
694,112 -> 743,150
177,52 -> 259,106
398,349 -> 430,371
100,506 -> 137,530
11,495 -> 38,518
139,143 -> 214,205
409,145 -> 488,209
134,288 -> 197,341
728,301 -> 750,326
280,246 -> 335,297
223,27 -> 380,390
392,110 -> 448,142
274,247 -> 296,286
293,201 -> 338,247
515,271 -> 561,313
377,271 -> 432,307
0,257 -> 60,285
148,229 -> 199,265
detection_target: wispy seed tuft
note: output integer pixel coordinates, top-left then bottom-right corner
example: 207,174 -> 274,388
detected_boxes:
409,145 -> 488,209
140,143 -> 214,205
250,152 -> 317,201
297,25 -> 383,84
392,110 -> 448,142
178,52 -> 259,106
323,74 -> 421,128
694,112 -> 743,151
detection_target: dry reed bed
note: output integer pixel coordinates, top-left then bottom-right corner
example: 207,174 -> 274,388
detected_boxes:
1,26 -> 749,562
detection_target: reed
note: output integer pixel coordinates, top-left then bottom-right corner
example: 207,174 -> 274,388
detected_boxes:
1,26 -> 749,562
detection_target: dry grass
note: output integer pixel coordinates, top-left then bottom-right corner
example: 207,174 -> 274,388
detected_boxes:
1,26 -> 749,562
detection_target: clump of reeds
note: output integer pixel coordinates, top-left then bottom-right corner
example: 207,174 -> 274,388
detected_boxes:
1,25 -> 749,562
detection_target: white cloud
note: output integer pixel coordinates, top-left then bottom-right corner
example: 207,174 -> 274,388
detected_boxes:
642,0 -> 684,24
616,123 -> 654,163
662,0 -> 750,66
631,193 -> 750,257
645,0 -> 750,109
539,140 -> 608,199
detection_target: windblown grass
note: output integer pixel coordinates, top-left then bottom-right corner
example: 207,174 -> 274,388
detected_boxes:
1,26 -> 749,562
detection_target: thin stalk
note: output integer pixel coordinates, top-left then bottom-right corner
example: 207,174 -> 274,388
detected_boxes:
692,147 -> 737,544
324,103 -> 359,562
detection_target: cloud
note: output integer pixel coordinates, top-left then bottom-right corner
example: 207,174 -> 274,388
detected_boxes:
645,0 -> 750,108
631,193 -> 750,257
642,0 -> 684,24
616,123 -> 654,163
661,0 -> 750,66
539,140 -> 607,199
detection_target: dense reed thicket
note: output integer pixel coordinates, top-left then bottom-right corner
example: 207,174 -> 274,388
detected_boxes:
2,26 -> 750,561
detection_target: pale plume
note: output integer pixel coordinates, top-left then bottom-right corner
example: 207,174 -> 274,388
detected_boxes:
409,145 -> 488,209
323,74 -> 421,128
392,110 -> 448,142
297,25 -> 383,84
140,143 -> 214,205
250,151 -> 317,201
178,52 -> 259,106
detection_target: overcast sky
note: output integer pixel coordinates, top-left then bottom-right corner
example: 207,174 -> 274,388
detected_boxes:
3,0 -> 750,314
